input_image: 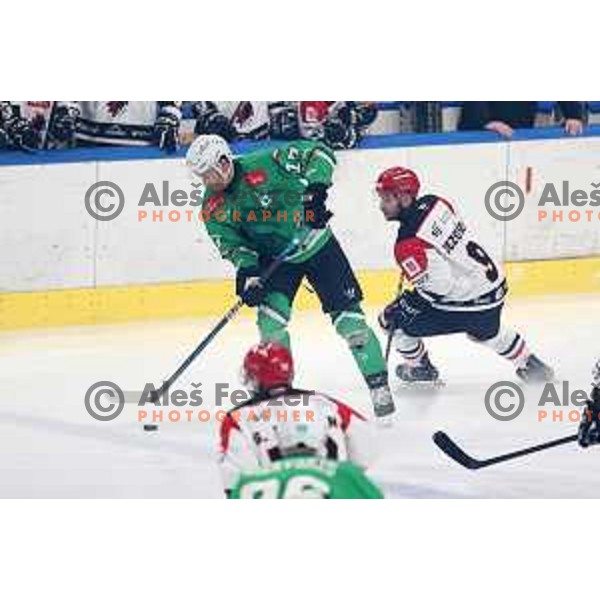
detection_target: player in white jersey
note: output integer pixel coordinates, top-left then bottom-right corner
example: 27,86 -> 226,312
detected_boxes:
76,101 -> 182,150
192,101 -> 270,141
0,101 -> 182,151
217,342 -> 379,498
375,166 -> 554,386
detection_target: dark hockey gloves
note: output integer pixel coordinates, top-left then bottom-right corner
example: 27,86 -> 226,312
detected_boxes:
0,102 -> 15,149
0,102 -> 40,151
193,102 -> 237,142
48,103 -> 80,147
324,102 -> 378,150
5,116 -> 40,151
154,103 -> 182,153
303,183 -> 333,229
379,291 -> 428,332
269,103 -> 300,140
578,361 -> 600,448
236,266 -> 265,307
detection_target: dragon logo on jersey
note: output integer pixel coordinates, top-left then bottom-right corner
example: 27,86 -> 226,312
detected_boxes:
232,102 -> 254,128
106,101 -> 128,118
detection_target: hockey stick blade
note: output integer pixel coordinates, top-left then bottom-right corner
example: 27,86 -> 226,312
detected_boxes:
433,431 -> 484,470
433,431 -> 579,470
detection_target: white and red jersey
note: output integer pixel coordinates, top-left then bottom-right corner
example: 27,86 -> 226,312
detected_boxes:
214,101 -> 270,139
217,388 -> 370,492
76,101 -> 163,146
394,195 -> 507,311
18,101 -> 55,145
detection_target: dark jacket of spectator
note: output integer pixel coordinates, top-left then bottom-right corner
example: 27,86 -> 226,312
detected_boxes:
459,101 -> 583,130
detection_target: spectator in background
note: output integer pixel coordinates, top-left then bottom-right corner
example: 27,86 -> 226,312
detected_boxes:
459,101 -> 584,137
192,102 -> 271,142
270,101 -> 378,149
0,101 -> 182,152
0,101 -> 80,151
191,101 -> 379,149
76,101 -> 182,152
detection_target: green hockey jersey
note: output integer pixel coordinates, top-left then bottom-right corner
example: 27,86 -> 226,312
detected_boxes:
200,141 -> 337,270
229,457 -> 384,499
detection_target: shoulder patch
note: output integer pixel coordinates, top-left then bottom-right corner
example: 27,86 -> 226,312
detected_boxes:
394,237 -> 431,281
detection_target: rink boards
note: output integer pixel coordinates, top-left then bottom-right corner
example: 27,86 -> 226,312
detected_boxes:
1,129 -> 600,330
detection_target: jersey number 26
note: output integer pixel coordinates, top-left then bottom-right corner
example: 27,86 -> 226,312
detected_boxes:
239,475 -> 330,499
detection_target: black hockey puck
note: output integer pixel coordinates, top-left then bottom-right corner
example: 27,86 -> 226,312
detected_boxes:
144,424 -> 159,432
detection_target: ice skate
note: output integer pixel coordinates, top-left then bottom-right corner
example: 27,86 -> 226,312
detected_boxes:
516,354 -> 554,383
369,384 -> 396,425
395,353 -> 445,389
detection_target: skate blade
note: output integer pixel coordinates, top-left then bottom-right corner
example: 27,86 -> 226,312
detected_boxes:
374,413 -> 396,428
394,379 -> 446,393
516,371 -> 556,386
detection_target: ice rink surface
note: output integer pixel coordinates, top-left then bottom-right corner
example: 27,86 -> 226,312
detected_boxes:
1,293 -> 599,498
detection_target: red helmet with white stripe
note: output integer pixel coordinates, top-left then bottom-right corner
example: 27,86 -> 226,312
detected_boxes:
242,342 -> 294,392
376,167 -> 421,199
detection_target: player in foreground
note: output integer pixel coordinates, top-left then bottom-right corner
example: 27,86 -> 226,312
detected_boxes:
578,360 -> 600,448
375,167 -> 554,386
186,135 -> 394,420
218,342 -> 384,499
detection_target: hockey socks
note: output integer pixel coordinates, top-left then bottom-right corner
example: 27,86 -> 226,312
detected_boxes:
473,327 -> 530,369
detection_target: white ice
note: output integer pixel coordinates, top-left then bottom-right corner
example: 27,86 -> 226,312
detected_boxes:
1,293 -> 599,498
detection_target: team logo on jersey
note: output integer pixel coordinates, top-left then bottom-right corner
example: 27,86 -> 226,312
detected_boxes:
106,101 -> 128,117
258,193 -> 273,208
232,101 -> 254,127
244,170 -> 267,187
344,286 -> 358,301
401,256 -> 423,279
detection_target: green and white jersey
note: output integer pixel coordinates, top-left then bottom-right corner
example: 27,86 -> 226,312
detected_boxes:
200,140 -> 337,270
218,388 -> 378,499
229,457 -> 383,500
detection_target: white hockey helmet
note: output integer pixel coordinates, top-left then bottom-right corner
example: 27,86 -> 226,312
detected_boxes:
185,134 -> 233,179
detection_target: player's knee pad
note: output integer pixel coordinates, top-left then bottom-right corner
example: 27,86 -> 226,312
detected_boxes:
332,307 -> 370,349
257,293 -> 291,344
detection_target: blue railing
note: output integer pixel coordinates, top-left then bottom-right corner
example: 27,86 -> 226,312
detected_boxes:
376,101 -> 600,112
1,125 -> 600,168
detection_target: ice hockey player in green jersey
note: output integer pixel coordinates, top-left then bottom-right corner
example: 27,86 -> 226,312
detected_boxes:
219,342 -> 384,499
186,134 -> 395,420
230,458 -> 383,500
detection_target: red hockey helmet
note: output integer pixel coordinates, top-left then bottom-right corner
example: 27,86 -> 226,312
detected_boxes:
376,167 -> 421,199
242,342 -> 294,392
